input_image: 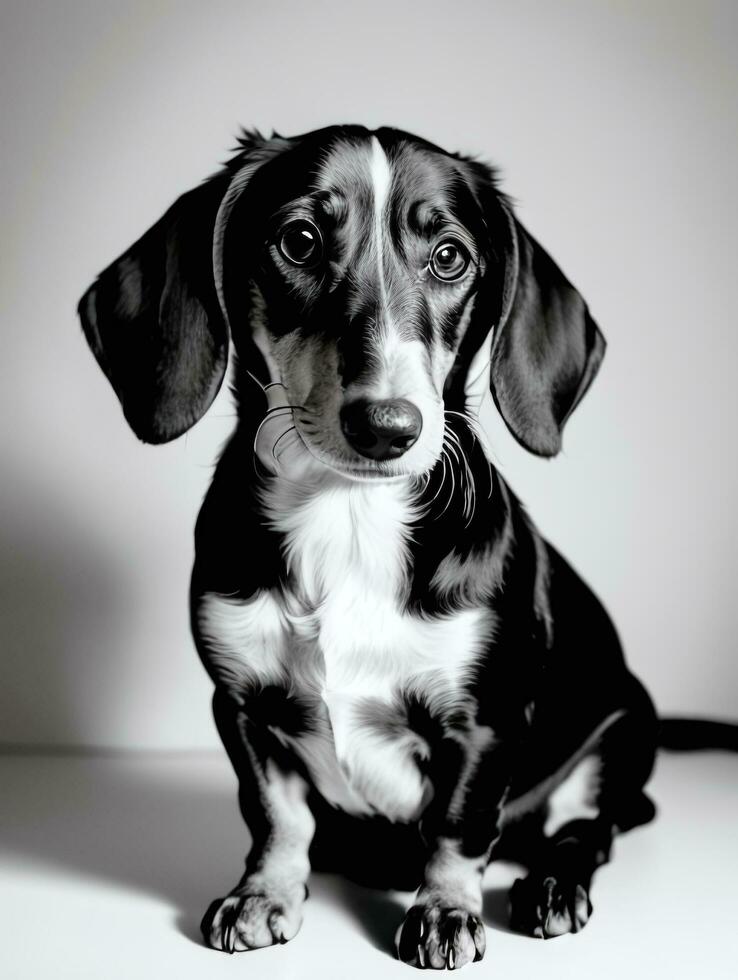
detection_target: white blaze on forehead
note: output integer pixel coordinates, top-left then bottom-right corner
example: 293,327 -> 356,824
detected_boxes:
369,135 -> 392,213
369,136 -> 392,310
365,137 -> 418,390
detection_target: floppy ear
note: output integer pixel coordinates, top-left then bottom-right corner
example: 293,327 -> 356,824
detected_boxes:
487,201 -> 606,457
78,175 -> 230,444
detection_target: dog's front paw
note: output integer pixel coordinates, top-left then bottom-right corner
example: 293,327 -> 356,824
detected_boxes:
395,904 -> 486,969
201,879 -> 308,953
509,873 -> 592,939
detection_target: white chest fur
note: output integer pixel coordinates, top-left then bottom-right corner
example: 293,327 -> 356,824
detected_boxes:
197,471 -> 495,822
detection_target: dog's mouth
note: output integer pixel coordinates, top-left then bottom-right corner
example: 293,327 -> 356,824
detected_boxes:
254,387 -> 436,484
293,424 -> 421,484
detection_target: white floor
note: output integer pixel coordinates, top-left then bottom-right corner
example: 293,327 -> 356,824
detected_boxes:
1,750 -> 736,979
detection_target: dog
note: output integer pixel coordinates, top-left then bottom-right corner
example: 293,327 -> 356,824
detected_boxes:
78,124 -> 671,968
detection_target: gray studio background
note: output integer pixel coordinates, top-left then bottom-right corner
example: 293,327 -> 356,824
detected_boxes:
1,0 -> 736,750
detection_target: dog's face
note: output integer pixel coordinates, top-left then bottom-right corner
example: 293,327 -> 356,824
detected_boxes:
226,133 -> 491,479
79,125 -> 605,472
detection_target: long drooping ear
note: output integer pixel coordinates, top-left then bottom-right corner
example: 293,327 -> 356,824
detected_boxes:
486,200 -> 606,457
78,175 -> 231,443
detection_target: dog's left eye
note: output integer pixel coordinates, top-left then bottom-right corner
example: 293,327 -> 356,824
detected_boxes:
278,220 -> 323,267
429,240 -> 471,282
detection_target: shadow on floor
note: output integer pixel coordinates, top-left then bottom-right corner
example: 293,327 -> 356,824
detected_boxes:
482,886 -> 515,934
0,754 -> 242,935
0,753 -> 517,958
321,876 -> 408,955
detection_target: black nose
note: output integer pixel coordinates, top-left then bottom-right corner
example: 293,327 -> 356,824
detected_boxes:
340,399 -> 423,460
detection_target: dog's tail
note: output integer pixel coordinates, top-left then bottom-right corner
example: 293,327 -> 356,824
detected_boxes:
658,717 -> 738,752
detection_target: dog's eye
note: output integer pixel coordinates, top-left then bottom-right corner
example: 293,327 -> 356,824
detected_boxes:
429,240 -> 470,282
278,220 -> 323,267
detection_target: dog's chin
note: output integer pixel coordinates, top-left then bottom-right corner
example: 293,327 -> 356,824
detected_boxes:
308,452 -> 420,485
326,464 -> 413,484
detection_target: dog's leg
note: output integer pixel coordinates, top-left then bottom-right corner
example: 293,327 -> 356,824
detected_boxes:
509,697 -> 657,940
508,812 -> 614,938
201,688 -> 315,953
395,735 -> 514,969
509,794 -> 655,939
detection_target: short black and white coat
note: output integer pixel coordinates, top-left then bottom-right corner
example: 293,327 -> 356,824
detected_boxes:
79,125 -> 663,968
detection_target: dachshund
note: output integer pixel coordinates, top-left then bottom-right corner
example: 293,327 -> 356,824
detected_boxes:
80,124 -> 699,969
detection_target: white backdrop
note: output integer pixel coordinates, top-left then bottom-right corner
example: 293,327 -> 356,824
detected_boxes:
1,0 -> 736,749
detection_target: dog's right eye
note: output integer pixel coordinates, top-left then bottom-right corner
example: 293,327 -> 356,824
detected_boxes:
278,220 -> 323,267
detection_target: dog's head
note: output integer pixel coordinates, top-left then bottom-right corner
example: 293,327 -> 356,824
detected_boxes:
79,125 -> 604,479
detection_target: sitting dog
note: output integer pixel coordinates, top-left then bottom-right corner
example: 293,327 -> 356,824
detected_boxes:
78,125 -> 664,968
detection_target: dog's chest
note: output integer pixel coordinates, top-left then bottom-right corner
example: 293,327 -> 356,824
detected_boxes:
199,478 -> 494,821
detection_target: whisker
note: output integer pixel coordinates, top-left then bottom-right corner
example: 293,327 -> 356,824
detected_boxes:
443,421 -> 479,525
445,408 -> 478,427
438,461 -> 455,519
252,402 -> 317,463
428,452 -> 449,509
462,455 -> 477,527
442,428 -> 460,455
437,447 -> 457,519
444,409 -> 481,448
443,433 -> 461,465
252,412 -> 288,459
264,403 -> 306,416
275,431 -> 303,465
272,425 -> 297,461
446,410 -> 492,516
